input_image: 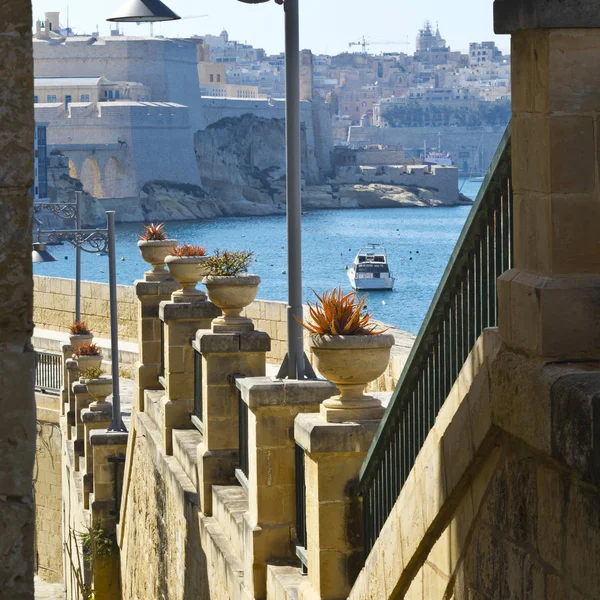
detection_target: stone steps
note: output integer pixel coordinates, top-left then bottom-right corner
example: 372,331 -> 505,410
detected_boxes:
212,485 -> 248,564
172,429 -> 202,492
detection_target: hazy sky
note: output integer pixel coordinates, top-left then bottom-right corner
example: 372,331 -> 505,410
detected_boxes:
32,0 -> 510,56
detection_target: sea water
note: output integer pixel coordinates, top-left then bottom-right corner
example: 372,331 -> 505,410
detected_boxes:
34,179 -> 483,335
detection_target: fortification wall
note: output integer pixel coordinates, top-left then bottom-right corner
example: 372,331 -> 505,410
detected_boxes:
347,125 -> 505,174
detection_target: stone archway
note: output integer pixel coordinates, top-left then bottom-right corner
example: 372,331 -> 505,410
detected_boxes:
80,157 -> 103,198
68,159 -> 77,179
103,157 -> 124,199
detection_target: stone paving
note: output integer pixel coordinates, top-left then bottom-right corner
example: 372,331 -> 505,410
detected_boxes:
34,576 -> 66,599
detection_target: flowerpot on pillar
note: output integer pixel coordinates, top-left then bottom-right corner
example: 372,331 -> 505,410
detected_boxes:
84,377 -> 113,412
165,255 -> 209,302
204,274 -> 260,333
138,239 -> 177,281
74,354 -> 103,372
69,333 -> 93,351
309,333 -> 395,422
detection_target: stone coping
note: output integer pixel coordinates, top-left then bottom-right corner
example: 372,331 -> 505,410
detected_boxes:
134,278 -> 179,296
81,408 -> 112,423
194,330 -> 271,354
295,412 -> 382,454
236,376 -> 337,408
89,430 -> 129,446
159,300 -> 221,321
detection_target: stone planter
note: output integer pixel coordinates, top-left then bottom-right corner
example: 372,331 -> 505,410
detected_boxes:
165,255 -> 209,301
69,333 -> 93,351
204,274 -> 261,333
308,333 -> 395,422
138,239 -> 176,281
83,377 -> 113,412
73,354 -> 103,373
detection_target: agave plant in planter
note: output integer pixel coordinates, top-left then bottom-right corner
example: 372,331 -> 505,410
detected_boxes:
300,288 -> 394,423
80,367 -> 113,412
165,244 -> 209,302
203,249 -> 259,332
137,222 -> 177,281
69,321 -> 93,351
73,342 -> 103,372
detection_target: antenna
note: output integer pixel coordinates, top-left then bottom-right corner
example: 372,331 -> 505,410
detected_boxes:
67,5 -> 69,36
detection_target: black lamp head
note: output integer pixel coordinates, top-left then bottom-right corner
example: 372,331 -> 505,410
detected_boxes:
107,0 -> 181,22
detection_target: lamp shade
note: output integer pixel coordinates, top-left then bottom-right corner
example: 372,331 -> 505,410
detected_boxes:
32,242 -> 57,264
107,0 -> 181,22
236,0 -> 271,3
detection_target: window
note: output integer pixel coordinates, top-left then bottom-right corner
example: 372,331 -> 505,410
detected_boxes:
210,74 -> 214,82
34,95 -> 38,103
115,90 -> 120,99
47,94 -> 57,103
108,90 -> 113,100
217,74 -> 221,83
80,94 -> 90,102
65,95 -> 72,105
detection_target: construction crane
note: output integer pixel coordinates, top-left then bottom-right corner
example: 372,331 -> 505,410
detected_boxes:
348,35 -> 410,54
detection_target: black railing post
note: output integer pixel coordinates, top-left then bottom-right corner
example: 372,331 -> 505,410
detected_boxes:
236,389 -> 249,488
295,443 -> 308,573
191,345 -> 203,433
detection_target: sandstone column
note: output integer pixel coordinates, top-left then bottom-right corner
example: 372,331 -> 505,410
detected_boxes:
0,1 -> 36,598
495,0 -> 600,359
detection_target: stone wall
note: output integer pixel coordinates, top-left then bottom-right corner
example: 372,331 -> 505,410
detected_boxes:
34,397 -> 63,584
33,275 -> 138,343
0,1 -> 37,597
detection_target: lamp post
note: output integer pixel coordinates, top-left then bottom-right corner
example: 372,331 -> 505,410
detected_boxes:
108,0 -> 313,380
35,211 -> 127,432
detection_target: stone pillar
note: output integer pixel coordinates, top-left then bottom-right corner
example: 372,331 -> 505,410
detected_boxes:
195,330 -> 270,515
159,300 -> 220,454
0,2 -> 36,596
237,377 -> 336,599
82,408 -> 112,509
495,0 -> 600,359
295,413 -> 382,600
133,279 -> 178,412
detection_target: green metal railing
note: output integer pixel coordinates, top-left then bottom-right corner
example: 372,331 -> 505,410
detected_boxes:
360,124 -> 513,556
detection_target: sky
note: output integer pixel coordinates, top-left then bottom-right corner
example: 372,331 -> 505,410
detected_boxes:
31,0 -> 510,57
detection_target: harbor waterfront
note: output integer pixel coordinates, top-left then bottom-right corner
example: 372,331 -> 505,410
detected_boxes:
34,179 -> 482,335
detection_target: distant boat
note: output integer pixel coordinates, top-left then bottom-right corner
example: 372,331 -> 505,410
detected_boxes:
424,151 -> 453,167
469,176 -> 485,182
347,244 -> 395,291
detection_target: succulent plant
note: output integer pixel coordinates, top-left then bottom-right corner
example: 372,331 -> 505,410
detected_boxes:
70,321 -> 92,335
139,222 -> 167,241
81,366 -> 106,380
204,249 -> 254,276
299,288 -> 388,336
73,342 -> 101,356
168,244 -> 207,257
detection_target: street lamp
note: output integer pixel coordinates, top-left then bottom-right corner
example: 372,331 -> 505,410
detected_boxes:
108,0 -> 312,380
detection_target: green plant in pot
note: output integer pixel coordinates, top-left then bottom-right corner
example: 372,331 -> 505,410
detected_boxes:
203,249 -> 260,333
80,366 -> 113,412
300,288 -> 394,423
73,342 -> 103,372
69,321 -> 93,351
137,222 -> 177,281
165,244 -> 209,302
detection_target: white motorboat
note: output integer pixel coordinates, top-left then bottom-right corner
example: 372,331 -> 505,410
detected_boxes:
347,244 -> 395,291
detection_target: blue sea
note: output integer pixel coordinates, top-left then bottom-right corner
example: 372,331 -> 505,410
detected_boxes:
34,179 -> 483,335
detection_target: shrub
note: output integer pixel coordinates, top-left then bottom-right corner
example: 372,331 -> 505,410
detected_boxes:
168,244 -> 207,257
70,321 -> 91,335
299,288 -> 388,336
139,222 -> 167,241
73,342 -> 101,356
204,249 -> 253,276
81,366 -> 105,380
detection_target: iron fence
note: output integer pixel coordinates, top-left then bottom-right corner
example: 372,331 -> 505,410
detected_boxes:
35,351 -> 63,396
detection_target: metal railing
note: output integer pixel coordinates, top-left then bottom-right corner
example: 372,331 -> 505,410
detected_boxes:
35,351 -> 63,395
159,319 -> 165,381
191,346 -> 204,433
360,124 -> 513,555
295,443 -> 308,573
236,389 -> 250,490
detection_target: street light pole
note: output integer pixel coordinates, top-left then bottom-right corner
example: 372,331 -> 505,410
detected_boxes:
75,191 -> 82,322
106,211 -> 126,432
282,0 -> 305,380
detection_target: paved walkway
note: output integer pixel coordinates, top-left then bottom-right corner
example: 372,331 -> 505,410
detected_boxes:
34,576 -> 66,599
